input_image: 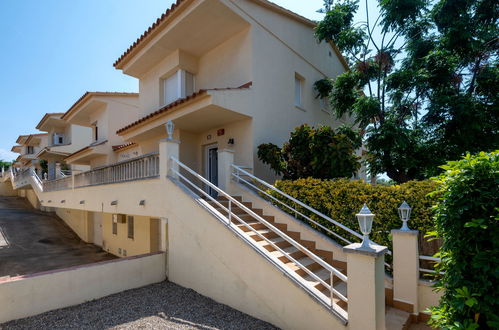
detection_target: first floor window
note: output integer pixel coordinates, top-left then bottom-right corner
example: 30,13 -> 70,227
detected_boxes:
127,216 -> 134,239
295,74 -> 304,107
112,215 -> 118,235
162,70 -> 195,106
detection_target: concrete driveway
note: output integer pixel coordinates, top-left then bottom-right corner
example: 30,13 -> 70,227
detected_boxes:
0,196 -> 115,278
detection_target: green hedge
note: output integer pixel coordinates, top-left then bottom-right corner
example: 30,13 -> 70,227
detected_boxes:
269,178 -> 440,255
428,151 -> 499,329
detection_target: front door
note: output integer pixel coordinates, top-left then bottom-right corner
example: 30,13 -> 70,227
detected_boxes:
92,212 -> 103,247
204,145 -> 218,198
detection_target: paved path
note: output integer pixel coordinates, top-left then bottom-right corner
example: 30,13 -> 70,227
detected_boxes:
0,196 -> 115,277
0,281 -> 278,330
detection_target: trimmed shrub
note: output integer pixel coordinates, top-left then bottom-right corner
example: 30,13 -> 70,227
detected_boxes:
269,178 -> 440,256
428,151 -> 499,329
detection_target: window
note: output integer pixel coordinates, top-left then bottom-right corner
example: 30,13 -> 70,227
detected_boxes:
295,74 -> 304,108
127,216 -> 134,239
92,122 -> 98,141
26,146 -> 34,154
112,215 -> 118,235
53,133 -> 64,145
320,97 -> 331,113
162,70 -> 194,106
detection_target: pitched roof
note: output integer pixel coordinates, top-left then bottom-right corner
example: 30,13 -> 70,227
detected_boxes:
35,112 -> 65,130
113,0 -> 348,70
113,0 -> 187,69
61,92 -> 139,121
116,82 -> 252,135
65,140 -> 108,161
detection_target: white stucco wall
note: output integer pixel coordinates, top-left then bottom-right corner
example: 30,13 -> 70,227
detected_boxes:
0,252 -> 166,324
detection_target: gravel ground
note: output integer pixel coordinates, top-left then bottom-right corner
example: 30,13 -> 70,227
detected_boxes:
0,281 -> 279,330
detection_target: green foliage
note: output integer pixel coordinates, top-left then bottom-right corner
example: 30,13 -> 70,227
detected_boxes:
314,0 -> 499,183
0,160 -> 12,169
313,78 -> 335,99
257,125 -> 361,180
427,151 -> 499,329
269,178 -> 439,254
38,159 -> 48,173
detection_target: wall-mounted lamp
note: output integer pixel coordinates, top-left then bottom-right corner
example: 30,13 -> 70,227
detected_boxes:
48,200 -> 52,203
110,200 -> 118,206
165,120 -> 174,140
80,200 -> 85,204
139,200 -> 146,206
61,200 -> 65,203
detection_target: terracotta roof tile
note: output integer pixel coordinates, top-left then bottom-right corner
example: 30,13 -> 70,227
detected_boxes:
112,142 -> 137,152
116,82 -> 252,135
61,92 -> 139,120
114,0 -> 186,68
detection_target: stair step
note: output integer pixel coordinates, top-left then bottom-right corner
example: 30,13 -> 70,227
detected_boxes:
217,195 -> 243,202
269,245 -> 306,262
320,281 -> 348,311
285,256 -> 322,274
386,307 -> 412,330
237,221 -> 267,232
257,237 -> 292,251
248,228 -> 278,241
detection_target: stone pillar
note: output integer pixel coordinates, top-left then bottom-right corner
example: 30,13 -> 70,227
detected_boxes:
159,217 -> 168,252
217,149 -> 234,193
344,242 -> 387,330
159,138 -> 180,180
47,161 -> 56,180
392,229 -> 419,313
56,163 -> 62,179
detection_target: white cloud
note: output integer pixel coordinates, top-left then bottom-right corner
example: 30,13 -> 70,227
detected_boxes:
0,149 -> 17,162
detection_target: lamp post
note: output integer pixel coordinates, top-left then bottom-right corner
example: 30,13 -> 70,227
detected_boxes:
398,201 -> 412,231
356,204 -> 375,248
165,120 -> 174,140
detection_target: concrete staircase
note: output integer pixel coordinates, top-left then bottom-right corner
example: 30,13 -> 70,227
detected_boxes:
209,196 -> 349,312
209,195 -> 416,329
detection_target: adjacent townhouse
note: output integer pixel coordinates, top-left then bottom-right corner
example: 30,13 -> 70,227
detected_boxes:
12,133 -> 49,172
62,92 -> 140,169
34,112 -> 92,180
1,1 -> 440,328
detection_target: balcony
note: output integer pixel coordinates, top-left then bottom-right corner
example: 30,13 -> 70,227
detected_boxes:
43,153 -> 160,192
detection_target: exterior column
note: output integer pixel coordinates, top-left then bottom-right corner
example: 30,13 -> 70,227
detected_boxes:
344,243 -> 387,330
47,161 -> 56,180
55,162 -> 62,179
217,149 -> 234,193
159,138 -> 180,180
392,229 -> 419,313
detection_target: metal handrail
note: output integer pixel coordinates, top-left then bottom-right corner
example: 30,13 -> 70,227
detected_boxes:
419,255 -> 443,275
231,165 -> 364,243
171,157 -> 348,313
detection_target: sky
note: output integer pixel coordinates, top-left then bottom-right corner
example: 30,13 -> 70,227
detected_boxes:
0,0 -> 377,162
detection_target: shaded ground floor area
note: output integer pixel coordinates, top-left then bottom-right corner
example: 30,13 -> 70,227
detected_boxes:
1,281 -> 278,329
0,196 -> 115,278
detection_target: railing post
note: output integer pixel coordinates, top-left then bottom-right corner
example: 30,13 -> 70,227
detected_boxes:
217,149 -> 234,193
344,242 -> 387,330
159,137 -> 180,180
392,229 -> 419,314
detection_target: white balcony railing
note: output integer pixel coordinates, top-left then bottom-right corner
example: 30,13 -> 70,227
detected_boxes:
42,153 -> 160,192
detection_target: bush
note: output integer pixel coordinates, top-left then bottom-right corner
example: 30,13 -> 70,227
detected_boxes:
270,178 -> 440,255
428,152 -> 499,329
257,124 -> 362,180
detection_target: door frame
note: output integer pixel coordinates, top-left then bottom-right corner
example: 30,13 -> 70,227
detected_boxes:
203,143 -> 218,196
